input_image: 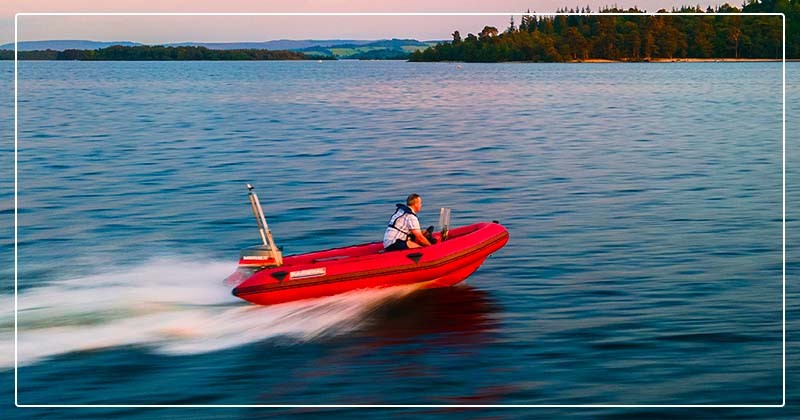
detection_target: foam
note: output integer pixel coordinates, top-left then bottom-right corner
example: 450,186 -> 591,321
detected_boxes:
0,257 -> 419,369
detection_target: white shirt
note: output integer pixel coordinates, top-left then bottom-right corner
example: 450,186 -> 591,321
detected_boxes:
383,208 -> 420,248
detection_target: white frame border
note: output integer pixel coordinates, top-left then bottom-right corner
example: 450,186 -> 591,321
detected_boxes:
13,11 -> 787,409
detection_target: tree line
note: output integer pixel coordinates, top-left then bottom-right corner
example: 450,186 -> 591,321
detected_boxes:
0,45 -> 318,61
410,2 -> 795,62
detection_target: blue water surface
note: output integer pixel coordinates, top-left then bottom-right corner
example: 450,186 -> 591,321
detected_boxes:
1,60 -> 797,418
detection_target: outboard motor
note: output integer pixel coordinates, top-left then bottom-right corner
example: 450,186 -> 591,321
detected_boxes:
238,244 -> 281,268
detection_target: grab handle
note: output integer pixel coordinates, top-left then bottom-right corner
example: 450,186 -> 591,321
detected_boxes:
438,207 -> 451,241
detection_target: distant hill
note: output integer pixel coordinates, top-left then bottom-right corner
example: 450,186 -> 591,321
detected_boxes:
164,39 -> 376,50
0,40 -> 142,51
349,49 -> 413,60
298,39 -> 439,58
1,45 -> 314,61
0,39 -> 405,52
1,39 -> 443,59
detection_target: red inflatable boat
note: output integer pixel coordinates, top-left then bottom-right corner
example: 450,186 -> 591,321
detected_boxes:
225,185 -> 509,306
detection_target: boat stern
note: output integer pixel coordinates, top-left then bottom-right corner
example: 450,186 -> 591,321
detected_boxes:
223,244 -> 282,288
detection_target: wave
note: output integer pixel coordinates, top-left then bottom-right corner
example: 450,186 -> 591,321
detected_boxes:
0,257 -> 421,369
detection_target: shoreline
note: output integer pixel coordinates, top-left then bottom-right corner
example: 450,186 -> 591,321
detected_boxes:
3,57 -> 793,63
410,57 -> 792,64
570,58 -> 785,63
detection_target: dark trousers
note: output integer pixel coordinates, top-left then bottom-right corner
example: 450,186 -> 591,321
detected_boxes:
385,239 -> 408,251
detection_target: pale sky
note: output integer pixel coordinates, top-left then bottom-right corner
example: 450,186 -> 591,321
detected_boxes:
3,1 -> 723,45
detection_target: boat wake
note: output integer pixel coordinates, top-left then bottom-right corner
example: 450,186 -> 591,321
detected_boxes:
0,257 -> 422,370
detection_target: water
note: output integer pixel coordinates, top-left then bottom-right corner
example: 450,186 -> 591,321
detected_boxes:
1,60 -> 796,417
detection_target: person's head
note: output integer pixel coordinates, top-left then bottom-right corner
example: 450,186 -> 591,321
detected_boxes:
407,193 -> 422,213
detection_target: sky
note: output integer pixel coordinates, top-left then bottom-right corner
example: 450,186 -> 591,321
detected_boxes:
3,0 -> 726,45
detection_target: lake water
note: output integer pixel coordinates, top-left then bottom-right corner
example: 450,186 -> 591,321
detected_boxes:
1,60 -> 797,418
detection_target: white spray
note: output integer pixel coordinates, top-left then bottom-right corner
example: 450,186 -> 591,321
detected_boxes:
0,257 -> 419,369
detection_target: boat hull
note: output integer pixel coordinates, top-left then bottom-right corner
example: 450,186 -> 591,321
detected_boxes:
231,222 -> 509,305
